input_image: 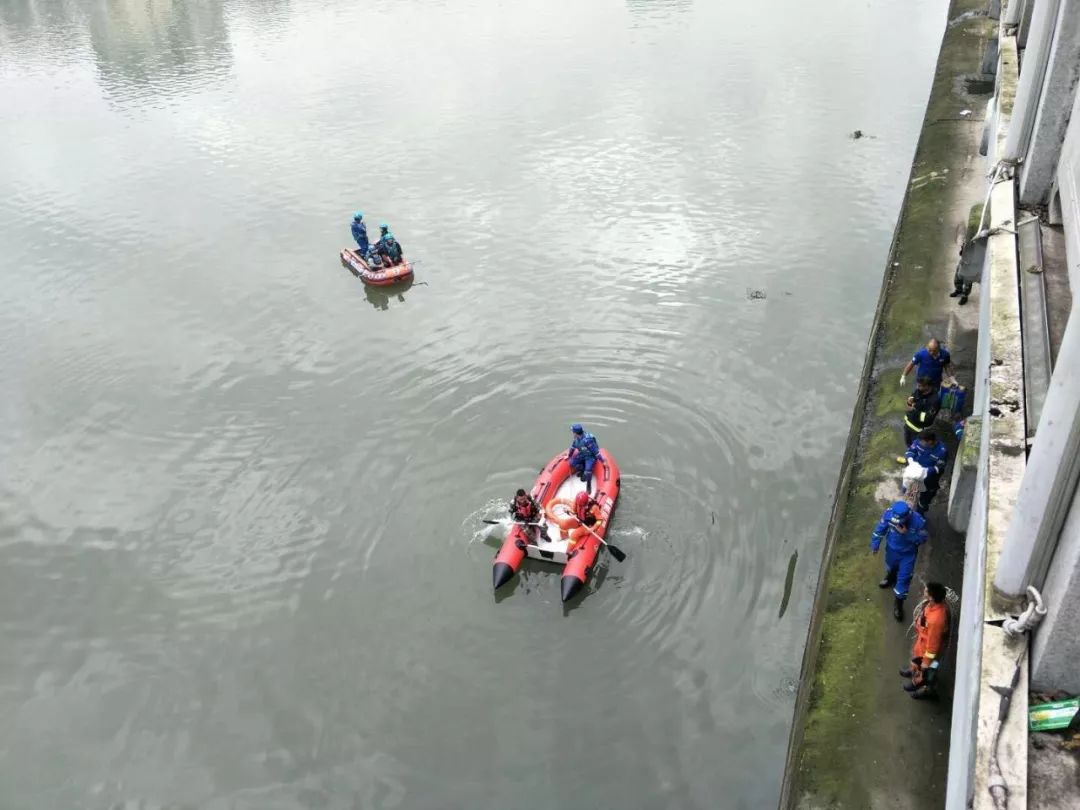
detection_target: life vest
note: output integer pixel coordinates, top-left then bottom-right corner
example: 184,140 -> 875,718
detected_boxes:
513,496 -> 537,520
574,491 -> 597,523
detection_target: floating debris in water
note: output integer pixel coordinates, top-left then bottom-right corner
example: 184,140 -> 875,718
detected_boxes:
746,288 -> 767,300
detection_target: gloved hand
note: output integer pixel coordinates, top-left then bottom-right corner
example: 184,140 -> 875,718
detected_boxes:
899,374 -> 907,387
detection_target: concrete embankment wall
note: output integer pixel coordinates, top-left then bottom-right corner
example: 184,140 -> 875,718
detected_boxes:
778,1 -> 996,807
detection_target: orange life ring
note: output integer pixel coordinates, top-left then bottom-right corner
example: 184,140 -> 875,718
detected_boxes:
544,498 -> 578,531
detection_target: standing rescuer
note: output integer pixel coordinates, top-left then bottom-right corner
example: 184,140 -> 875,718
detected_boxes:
897,376 -> 942,463
901,582 -> 951,699
870,501 -> 929,622
351,211 -> 370,255
905,429 -> 949,514
899,338 -> 953,388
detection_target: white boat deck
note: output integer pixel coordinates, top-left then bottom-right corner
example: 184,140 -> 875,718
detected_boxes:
522,474 -> 591,565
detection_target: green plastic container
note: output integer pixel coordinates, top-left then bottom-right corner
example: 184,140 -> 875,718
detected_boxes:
1029,698 -> 1079,732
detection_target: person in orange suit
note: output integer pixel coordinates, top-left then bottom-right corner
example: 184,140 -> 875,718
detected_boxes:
567,491 -> 604,550
900,582 -> 951,699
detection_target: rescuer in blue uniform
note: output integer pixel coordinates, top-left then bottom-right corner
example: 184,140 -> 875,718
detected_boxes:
900,338 -> 953,388
871,501 -> 929,622
568,423 -> 601,491
374,224 -> 404,266
905,429 -> 949,514
351,211 -> 370,255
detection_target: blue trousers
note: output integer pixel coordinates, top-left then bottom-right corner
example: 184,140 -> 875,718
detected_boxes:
884,547 -> 918,600
570,455 -> 596,481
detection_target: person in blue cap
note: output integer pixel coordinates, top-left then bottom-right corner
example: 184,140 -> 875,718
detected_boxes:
374,223 -> 404,266
870,500 -> 929,622
350,211 -> 370,256
905,429 -> 949,514
567,424 -> 601,491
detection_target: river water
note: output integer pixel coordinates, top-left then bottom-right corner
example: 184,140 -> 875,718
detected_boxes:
1,0 -> 947,807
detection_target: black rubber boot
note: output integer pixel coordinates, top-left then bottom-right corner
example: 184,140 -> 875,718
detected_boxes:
903,682 -> 919,692
893,598 -> 905,622
899,668 -> 915,678
949,289 -> 962,298
878,577 -> 892,589
959,295 -> 969,305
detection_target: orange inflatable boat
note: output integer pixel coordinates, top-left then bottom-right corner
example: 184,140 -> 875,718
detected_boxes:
340,248 -> 414,287
492,449 -> 621,601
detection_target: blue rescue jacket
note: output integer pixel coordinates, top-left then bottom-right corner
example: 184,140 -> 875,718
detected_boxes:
870,505 -> 928,555
351,220 -> 369,251
570,432 -> 600,460
911,346 -> 951,385
906,440 -> 948,474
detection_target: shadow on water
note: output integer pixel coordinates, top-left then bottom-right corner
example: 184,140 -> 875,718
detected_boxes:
561,558 -> 613,616
491,554 -> 617,610
493,574 -> 521,604
363,277 -> 415,311
493,557 -> 554,604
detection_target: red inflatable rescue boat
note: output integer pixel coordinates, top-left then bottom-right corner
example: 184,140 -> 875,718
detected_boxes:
340,248 -> 414,287
492,449 -> 621,602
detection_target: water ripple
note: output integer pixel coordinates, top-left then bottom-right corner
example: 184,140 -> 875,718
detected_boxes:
1,0 -> 947,806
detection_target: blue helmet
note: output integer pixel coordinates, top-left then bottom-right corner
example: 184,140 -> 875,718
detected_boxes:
570,423 -> 584,434
380,222 -> 390,232
353,211 -> 364,221
890,501 -> 911,525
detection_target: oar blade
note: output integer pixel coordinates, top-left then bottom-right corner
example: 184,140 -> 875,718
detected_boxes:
606,544 -> 627,563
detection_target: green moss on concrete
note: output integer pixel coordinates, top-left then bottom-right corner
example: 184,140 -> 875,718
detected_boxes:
788,1 -> 994,806
967,203 -> 985,241
874,379 -> 908,418
960,415 -> 982,468
873,6 -> 993,360
863,425 -> 904,476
